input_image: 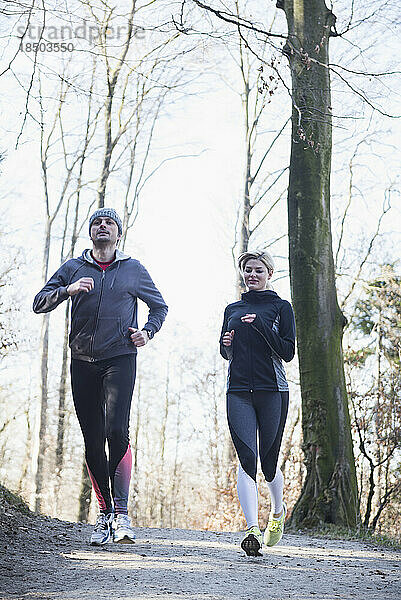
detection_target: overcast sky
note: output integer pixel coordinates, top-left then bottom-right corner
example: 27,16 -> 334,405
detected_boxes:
1,0 -> 400,365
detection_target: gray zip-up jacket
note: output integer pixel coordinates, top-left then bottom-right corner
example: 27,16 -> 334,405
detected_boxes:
33,249 -> 168,362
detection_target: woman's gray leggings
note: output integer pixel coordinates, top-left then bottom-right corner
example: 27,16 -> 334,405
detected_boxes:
226,390 -> 289,482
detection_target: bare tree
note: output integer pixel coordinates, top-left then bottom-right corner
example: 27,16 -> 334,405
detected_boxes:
31,55 -> 101,511
276,0 -> 359,529
83,0 -> 191,209
345,265 -> 401,530
228,9 -> 289,293
182,0 -> 400,528
32,73 -> 72,512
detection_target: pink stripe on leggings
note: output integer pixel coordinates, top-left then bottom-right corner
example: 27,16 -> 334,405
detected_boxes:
113,444 -> 132,515
86,463 -> 108,513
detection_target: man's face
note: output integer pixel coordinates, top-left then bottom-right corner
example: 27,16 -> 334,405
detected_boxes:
90,216 -> 120,245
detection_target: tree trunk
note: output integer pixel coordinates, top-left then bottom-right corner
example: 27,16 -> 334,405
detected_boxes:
97,1 -> 136,207
32,219 -> 52,513
32,313 -> 49,513
237,104 -> 252,293
55,304 -> 70,510
279,0 -> 359,527
169,390 -> 181,528
240,79 -> 252,252
78,458 -> 92,522
97,91 -> 113,208
130,373 -> 142,523
158,362 -> 170,527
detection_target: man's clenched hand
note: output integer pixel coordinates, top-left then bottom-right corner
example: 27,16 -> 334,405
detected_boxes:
67,277 -> 94,296
128,327 -> 149,347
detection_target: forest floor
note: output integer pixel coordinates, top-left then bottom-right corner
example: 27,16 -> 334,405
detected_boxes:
1,493 -> 400,600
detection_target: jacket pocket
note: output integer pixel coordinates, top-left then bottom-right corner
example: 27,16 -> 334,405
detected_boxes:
92,317 -> 125,356
69,316 -> 94,355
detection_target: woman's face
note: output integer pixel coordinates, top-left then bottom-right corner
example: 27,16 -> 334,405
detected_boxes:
243,259 -> 272,291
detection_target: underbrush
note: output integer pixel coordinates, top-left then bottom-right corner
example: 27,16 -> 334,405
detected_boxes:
0,483 -> 30,514
288,522 -> 401,550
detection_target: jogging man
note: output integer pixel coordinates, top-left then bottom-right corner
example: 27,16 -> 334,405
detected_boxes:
33,208 -> 168,545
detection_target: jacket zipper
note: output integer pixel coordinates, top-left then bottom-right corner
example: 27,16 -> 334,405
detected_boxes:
250,322 -> 284,361
89,269 -> 105,360
247,324 -> 254,392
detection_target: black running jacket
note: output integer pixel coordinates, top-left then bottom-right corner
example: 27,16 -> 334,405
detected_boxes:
220,289 -> 296,392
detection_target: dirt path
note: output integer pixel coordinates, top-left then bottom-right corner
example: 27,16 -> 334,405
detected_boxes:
1,510 -> 400,600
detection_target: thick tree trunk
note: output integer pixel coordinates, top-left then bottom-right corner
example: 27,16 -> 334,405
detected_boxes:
279,0 -> 359,527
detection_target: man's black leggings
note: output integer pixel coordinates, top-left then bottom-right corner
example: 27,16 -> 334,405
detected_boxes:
227,390 -> 289,482
71,354 -> 136,515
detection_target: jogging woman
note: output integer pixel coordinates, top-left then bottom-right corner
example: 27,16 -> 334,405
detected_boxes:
220,250 -> 295,556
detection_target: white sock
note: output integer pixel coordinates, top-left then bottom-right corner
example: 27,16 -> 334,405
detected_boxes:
266,468 -> 284,515
237,463 -> 258,528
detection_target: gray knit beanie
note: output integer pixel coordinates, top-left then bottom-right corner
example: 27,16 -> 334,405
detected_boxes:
89,208 -> 123,236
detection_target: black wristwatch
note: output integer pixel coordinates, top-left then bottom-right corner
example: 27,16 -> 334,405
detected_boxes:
142,328 -> 154,340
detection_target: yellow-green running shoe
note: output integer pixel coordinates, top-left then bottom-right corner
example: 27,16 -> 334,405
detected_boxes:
240,525 -> 263,557
264,502 -> 287,547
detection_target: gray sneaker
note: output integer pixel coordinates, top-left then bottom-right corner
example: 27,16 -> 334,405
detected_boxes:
90,513 -> 113,546
113,514 -> 135,544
